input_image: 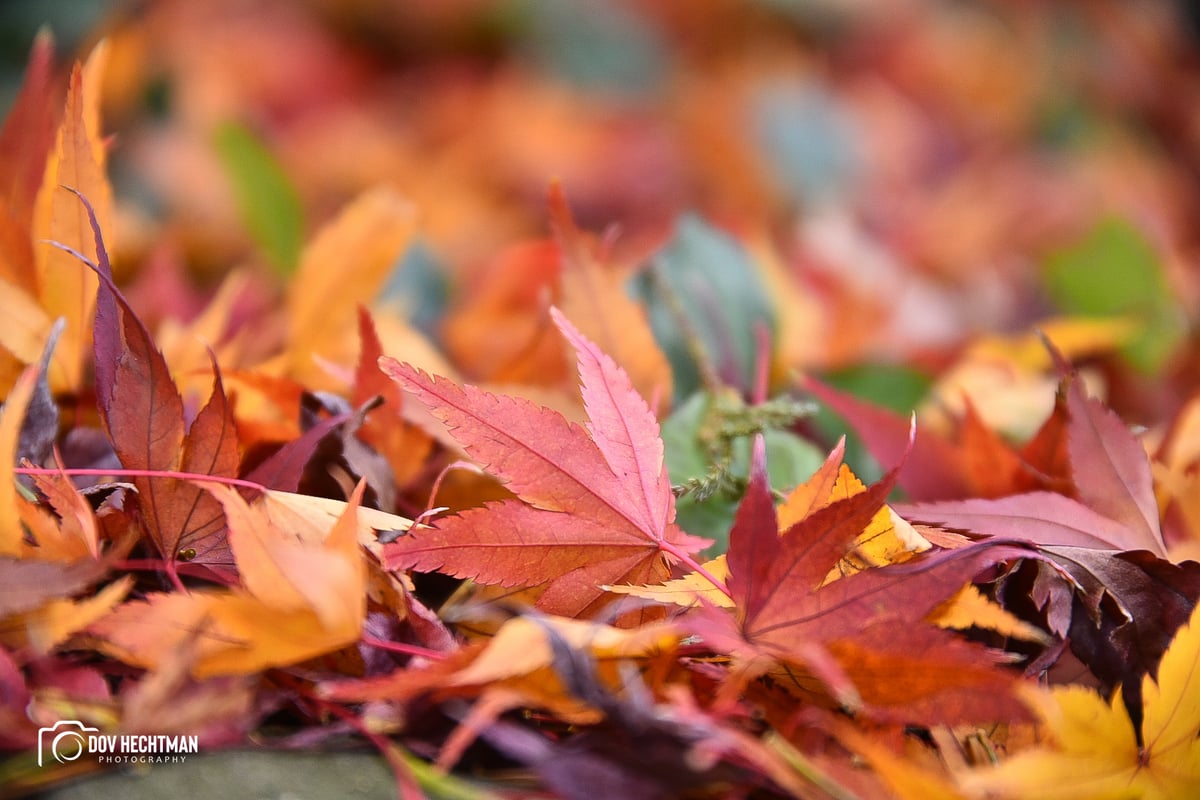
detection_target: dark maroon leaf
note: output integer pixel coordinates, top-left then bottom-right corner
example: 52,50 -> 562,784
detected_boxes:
1040,545 -> 1200,729
897,492 -> 1148,551
242,411 -> 349,492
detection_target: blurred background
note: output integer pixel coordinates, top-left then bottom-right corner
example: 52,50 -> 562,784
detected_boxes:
4,0 -> 1200,428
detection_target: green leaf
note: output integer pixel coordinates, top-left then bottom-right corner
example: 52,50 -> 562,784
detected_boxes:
519,0 -> 666,95
663,392 -> 825,555
213,121 -> 304,276
631,216 -> 775,402
380,239 -> 450,339
1042,217 -> 1184,372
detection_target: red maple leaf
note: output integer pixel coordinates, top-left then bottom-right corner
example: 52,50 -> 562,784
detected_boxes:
380,307 -> 709,621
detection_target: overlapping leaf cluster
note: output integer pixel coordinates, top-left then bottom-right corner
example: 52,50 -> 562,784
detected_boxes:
3,3 -> 1200,798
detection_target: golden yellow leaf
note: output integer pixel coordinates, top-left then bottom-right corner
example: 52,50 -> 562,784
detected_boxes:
609,458 -> 929,609
778,440 -> 844,529
960,602 -> 1200,799
603,555 -> 733,608
260,488 -> 414,559
922,317 -> 1130,440
821,465 -> 930,583
32,43 -> 112,393
89,484 -> 370,678
929,584 -> 1052,645
972,316 -> 1137,373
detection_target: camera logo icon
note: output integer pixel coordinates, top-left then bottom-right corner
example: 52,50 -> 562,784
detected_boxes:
37,720 -> 98,767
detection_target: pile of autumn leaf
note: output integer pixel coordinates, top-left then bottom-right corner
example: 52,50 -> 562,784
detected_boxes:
2,37 -> 1200,800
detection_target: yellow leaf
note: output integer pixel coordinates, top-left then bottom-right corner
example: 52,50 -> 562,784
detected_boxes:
778,442 -> 844,529
929,584 -> 1052,645
818,464 -> 930,583
210,482 -> 366,631
286,186 -> 416,388
604,555 -> 733,608
923,317 -> 1130,440
90,484 -> 370,678
960,602 -> 1200,799
260,488 -> 414,559
972,316 -> 1137,373
832,718 -> 967,800
32,43 -> 112,393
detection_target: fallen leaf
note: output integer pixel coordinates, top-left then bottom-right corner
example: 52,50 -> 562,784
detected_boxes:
32,44 -> 112,393
959,601 -> 1200,799
898,492 -> 1152,551
381,308 -> 709,621
603,555 -> 732,608
0,576 -> 131,655
287,186 -> 416,388
552,183 -> 672,409
694,435 -> 1031,724
930,583 -> 1053,645
89,482 -> 368,678
1060,367 -> 1164,555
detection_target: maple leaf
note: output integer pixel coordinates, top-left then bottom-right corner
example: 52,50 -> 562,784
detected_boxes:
1055,363 -> 1163,553
54,189 -> 241,567
33,43 -> 112,393
88,482 -> 368,678
285,186 -> 416,389
691,435 -> 1032,724
351,306 -> 432,489
960,600 -> 1200,800
1,356 -> 103,563
380,307 -> 709,621
897,358 -> 1196,724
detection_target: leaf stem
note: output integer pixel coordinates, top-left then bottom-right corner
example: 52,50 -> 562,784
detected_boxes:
113,559 -> 239,586
360,634 -> 448,661
14,466 -> 268,494
658,540 -> 732,599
